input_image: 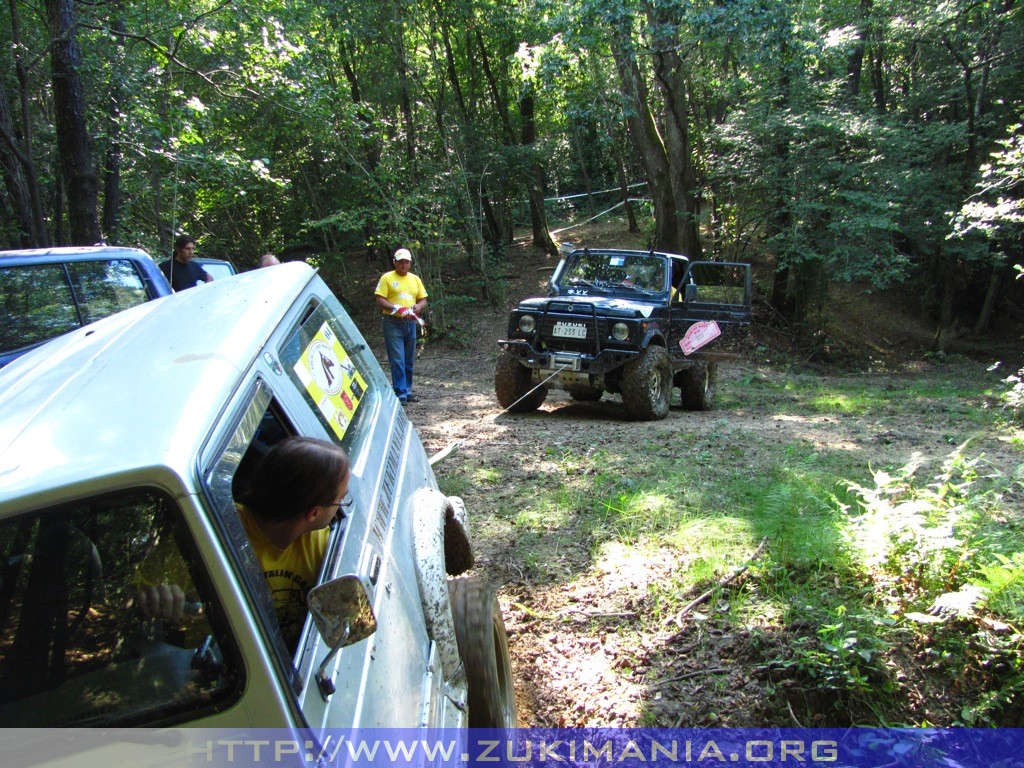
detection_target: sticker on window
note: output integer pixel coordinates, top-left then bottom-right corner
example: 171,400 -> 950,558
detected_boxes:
293,321 -> 368,439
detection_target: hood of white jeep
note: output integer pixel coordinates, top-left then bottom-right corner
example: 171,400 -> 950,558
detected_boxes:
517,295 -> 656,318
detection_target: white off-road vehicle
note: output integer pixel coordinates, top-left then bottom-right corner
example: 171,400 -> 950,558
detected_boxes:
0,263 -> 514,765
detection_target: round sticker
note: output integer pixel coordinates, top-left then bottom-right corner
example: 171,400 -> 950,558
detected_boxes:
307,340 -> 345,395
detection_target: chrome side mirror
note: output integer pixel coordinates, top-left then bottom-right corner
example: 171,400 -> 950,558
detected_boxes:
684,283 -> 698,302
307,575 -> 376,698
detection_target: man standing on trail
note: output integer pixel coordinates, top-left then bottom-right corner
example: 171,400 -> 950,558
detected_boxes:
374,247 -> 428,405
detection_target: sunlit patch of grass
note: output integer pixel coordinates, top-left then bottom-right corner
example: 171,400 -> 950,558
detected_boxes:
473,466 -> 503,484
808,392 -> 870,415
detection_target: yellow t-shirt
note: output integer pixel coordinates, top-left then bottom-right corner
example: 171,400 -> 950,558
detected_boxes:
375,270 -> 428,316
237,503 -> 329,650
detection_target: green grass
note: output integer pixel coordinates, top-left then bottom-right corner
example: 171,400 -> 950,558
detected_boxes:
436,362 -> 1024,726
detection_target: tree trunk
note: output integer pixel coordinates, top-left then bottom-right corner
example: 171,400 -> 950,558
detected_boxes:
768,57 -> 797,318
609,29 -> 678,252
846,0 -> 871,97
973,262 -> 1004,336
519,91 -> 557,255
651,50 -> 702,258
391,0 -> 416,168
101,16 -> 126,244
6,0 -> 49,245
476,29 -> 514,146
647,6 -> 702,259
612,141 -> 639,234
47,0 -> 100,245
0,84 -> 37,245
931,244 -> 958,352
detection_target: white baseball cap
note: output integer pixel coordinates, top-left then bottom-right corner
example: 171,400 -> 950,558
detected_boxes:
394,248 -> 413,262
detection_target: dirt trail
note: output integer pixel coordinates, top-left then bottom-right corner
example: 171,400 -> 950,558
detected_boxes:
349,229 -> 1022,727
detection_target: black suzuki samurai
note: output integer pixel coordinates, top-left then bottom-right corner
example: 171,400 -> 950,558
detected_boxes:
495,247 -> 752,420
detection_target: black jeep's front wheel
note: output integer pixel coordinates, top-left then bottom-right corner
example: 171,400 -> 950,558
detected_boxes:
494,349 -> 548,412
621,345 -> 671,420
449,577 -> 518,729
678,360 -> 717,411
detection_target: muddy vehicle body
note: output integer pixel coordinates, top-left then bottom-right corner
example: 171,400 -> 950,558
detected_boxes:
0,263 -> 514,766
496,247 -> 752,420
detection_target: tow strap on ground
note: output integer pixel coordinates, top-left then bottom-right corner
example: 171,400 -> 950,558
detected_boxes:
427,362 -> 571,466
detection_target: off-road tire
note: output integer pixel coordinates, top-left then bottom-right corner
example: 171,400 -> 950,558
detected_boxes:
494,349 -> 547,412
568,385 -> 603,402
449,576 -> 517,729
679,360 -> 717,411
621,345 -> 671,420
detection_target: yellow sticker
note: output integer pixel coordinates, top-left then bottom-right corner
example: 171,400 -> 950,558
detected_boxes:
293,322 -> 368,441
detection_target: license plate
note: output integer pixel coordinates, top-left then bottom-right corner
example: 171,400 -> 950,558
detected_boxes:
552,321 -> 587,339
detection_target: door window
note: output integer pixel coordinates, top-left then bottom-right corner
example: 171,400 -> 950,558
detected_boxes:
68,259 -> 149,323
0,264 -> 78,353
0,259 -> 152,357
0,490 -> 242,726
280,298 -> 386,454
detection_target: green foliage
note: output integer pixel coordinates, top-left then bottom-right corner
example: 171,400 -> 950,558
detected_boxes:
842,447 -> 1022,606
781,606 -> 892,700
838,446 -> 1024,724
998,365 -> 1024,425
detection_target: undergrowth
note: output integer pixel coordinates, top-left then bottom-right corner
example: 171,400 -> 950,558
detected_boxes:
832,445 -> 1024,725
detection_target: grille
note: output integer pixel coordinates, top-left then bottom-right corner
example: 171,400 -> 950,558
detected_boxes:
373,408 -> 407,540
538,314 -> 611,354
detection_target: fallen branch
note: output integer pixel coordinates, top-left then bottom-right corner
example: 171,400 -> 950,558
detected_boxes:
675,537 -> 770,628
655,666 -> 729,687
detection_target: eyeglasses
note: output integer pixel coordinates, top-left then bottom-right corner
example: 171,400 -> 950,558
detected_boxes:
329,494 -> 355,515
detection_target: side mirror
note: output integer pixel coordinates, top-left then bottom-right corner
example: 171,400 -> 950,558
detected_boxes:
684,283 -> 698,302
307,575 -> 376,698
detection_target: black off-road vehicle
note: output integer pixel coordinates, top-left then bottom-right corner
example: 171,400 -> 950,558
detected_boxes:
495,247 -> 752,420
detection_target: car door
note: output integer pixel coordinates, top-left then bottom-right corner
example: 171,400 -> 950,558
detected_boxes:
199,284 -> 436,730
671,261 -> 753,357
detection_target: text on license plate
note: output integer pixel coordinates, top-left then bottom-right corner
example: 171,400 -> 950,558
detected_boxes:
552,321 -> 587,339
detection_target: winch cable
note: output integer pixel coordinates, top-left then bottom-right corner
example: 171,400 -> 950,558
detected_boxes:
428,361 -> 572,466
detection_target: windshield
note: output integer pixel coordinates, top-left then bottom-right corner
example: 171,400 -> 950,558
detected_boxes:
559,253 -> 667,294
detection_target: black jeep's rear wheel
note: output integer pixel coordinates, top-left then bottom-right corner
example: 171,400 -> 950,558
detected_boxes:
494,349 -> 547,412
449,577 -> 517,729
678,360 -> 717,411
621,345 -> 671,420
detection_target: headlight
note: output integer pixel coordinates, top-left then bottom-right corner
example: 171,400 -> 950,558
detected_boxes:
612,322 -> 629,341
518,315 -> 536,333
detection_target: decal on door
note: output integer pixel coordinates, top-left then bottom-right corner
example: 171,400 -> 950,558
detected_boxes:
293,321 -> 368,439
680,320 -> 721,355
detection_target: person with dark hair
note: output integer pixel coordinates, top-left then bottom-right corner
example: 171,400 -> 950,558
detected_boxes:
159,234 -> 213,291
234,436 -> 350,649
135,435 -> 350,651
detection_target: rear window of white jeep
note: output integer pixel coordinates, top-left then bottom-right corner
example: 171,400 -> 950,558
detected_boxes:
0,490 -> 242,726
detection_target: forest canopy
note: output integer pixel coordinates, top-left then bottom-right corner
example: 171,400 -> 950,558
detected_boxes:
0,0 -> 1021,346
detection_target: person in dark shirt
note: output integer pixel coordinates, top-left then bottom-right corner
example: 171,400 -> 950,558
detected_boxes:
159,234 -> 213,291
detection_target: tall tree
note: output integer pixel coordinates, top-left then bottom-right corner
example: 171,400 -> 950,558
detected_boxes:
46,0 -> 100,244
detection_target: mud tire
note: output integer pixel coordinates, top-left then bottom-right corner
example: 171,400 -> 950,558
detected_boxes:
449,577 -> 517,729
621,345 -> 671,420
494,350 -> 547,412
679,360 -> 717,411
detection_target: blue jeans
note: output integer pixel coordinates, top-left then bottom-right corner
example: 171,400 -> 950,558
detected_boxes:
382,317 -> 418,399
